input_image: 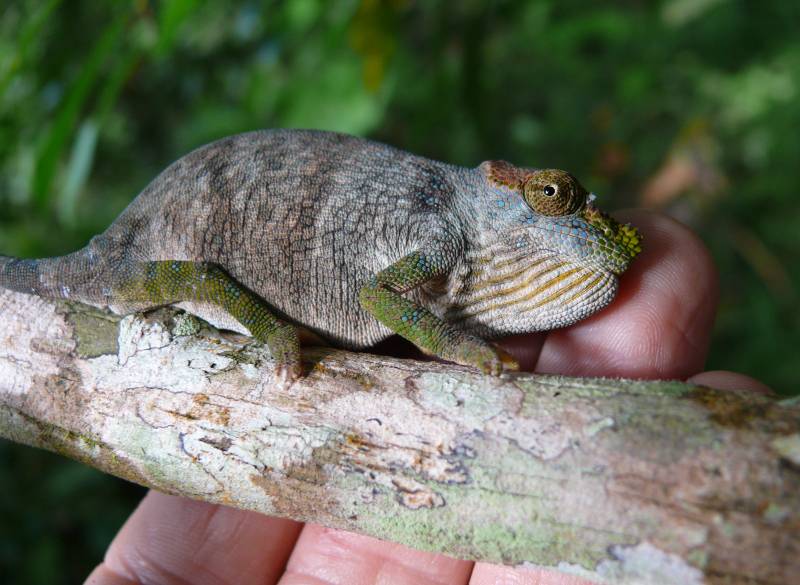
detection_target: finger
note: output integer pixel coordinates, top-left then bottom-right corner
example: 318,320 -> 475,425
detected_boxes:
86,491 -> 302,585
85,566 -> 138,585
279,524 -> 473,585
537,210 -> 719,378
688,370 -> 774,395
470,563 -> 595,585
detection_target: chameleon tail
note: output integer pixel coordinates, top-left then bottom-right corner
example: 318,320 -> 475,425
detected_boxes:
0,248 -> 106,303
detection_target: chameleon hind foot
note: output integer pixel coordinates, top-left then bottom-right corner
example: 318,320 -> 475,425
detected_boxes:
117,260 -> 304,382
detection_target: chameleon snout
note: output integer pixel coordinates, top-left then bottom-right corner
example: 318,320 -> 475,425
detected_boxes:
580,201 -> 642,275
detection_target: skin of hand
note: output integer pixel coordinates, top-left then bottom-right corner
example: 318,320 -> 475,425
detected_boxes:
83,210 -> 772,585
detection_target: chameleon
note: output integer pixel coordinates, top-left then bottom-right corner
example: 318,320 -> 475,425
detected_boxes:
0,129 -> 641,382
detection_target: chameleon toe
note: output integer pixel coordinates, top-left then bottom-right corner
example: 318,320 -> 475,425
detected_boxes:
495,346 -> 520,373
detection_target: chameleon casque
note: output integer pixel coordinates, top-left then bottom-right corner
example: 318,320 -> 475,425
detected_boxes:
0,129 -> 641,381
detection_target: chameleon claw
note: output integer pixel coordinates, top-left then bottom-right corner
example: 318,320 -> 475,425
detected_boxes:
273,359 -> 303,387
451,337 -> 517,376
265,322 -> 302,386
481,348 -> 518,376
495,345 -> 520,373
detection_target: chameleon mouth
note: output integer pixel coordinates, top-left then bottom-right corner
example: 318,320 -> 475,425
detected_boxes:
581,199 -> 642,273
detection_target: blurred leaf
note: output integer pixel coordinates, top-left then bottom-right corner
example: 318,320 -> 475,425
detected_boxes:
32,10 -> 127,208
58,118 -> 98,226
731,224 -> 794,299
156,0 -> 200,54
56,46 -> 141,225
662,0 -> 729,27
0,0 -> 61,100
641,119 -> 726,209
280,55 -> 386,134
349,0 -> 401,91
284,0 -> 323,33
702,51 -> 798,129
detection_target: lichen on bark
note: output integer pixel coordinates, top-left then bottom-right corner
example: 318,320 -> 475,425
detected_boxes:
0,290 -> 798,585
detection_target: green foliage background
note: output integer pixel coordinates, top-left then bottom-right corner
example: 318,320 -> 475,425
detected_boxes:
0,1 -> 798,582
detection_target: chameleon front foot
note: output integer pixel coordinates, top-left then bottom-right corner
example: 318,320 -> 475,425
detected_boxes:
273,359 -> 302,385
359,250 -> 520,377
447,336 -> 519,376
263,322 -> 303,384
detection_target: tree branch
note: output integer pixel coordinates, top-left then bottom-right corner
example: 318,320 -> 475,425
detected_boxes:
0,290 -> 798,584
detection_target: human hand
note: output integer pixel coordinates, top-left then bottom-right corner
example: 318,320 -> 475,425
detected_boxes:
85,211 -> 771,585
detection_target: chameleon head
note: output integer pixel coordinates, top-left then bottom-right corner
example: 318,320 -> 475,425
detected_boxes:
455,161 -> 643,336
520,169 -> 642,275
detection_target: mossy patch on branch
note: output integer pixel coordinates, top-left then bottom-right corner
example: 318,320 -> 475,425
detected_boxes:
57,300 -> 121,358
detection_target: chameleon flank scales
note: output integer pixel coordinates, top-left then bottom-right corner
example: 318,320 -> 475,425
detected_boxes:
0,130 -> 641,381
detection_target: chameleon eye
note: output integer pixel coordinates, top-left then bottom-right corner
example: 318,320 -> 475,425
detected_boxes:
523,170 -> 586,217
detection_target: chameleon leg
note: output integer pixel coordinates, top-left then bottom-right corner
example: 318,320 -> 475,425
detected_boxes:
118,261 -> 301,381
359,251 -> 518,375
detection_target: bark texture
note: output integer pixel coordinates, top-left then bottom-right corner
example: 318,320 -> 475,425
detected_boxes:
0,289 -> 798,585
